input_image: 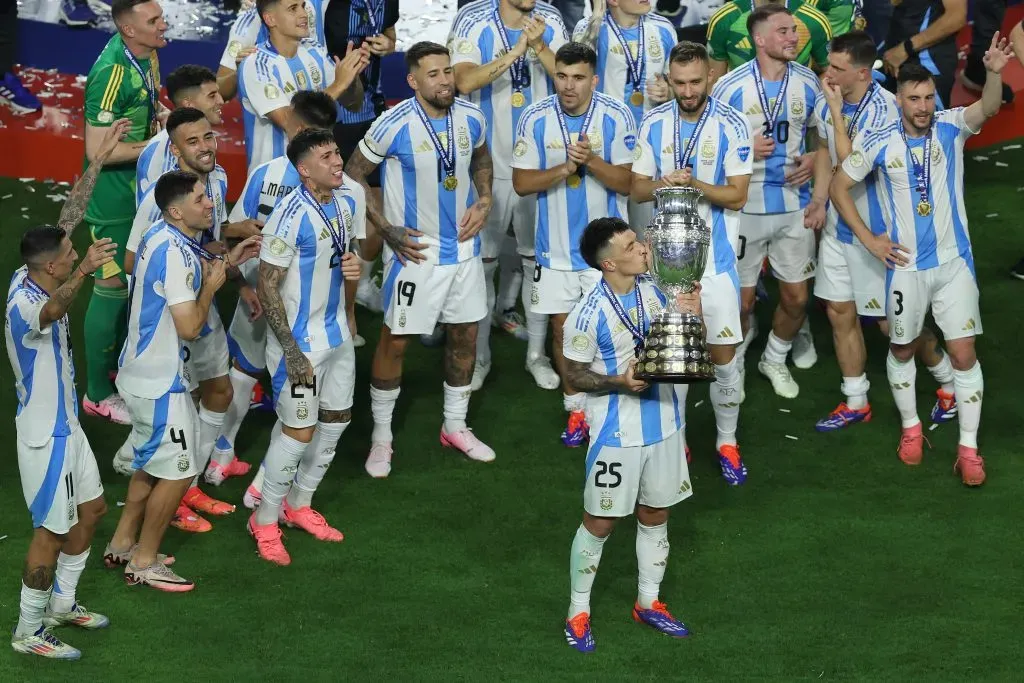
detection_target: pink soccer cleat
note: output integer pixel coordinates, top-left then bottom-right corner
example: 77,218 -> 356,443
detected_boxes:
247,514 -> 291,566
440,426 -> 495,462
82,394 -> 130,425
280,501 -> 343,542
954,446 -> 986,486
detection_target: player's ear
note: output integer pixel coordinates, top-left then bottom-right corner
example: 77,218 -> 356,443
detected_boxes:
406,72 -> 417,92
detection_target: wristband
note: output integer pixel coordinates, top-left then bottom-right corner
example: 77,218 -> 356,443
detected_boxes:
903,38 -> 917,57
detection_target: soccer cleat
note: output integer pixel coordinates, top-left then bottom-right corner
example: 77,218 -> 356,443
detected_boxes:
247,515 -> 291,566
440,427 -> 496,462
11,626 -> 81,660
365,442 -> 393,478
60,0 -> 98,27
83,394 -> 131,425
469,359 -> 491,392
0,72 -> 42,114
717,444 -> 747,486
815,403 -> 872,432
42,603 -> 109,630
494,308 -> 529,341
182,487 -> 235,516
204,456 -> 251,486
280,501 -> 344,542
526,354 -> 560,390
632,600 -> 690,638
242,485 -> 262,510
170,504 -> 212,533
103,542 -> 175,568
757,358 -> 799,399
954,446 -> 986,486
249,382 -> 274,412
791,326 -> 818,369
930,389 -> 958,423
561,410 -> 589,448
355,280 -> 383,312
564,613 -> 595,653
897,423 -> 927,466
125,561 -> 194,592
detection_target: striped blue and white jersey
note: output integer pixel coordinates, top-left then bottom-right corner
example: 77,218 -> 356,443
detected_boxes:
511,92 -> 635,271
449,0 -> 568,179
632,97 -> 754,277
260,177 -> 366,353
136,129 -> 173,205
563,275 -> 682,448
219,2 -> 328,72
842,107 -> 977,272
127,166 -> 229,257
239,41 -> 335,173
118,222 -> 201,399
813,85 -> 898,243
572,12 -> 677,127
711,60 -> 822,215
6,267 -> 79,446
229,155 -> 301,287
357,97 -> 488,265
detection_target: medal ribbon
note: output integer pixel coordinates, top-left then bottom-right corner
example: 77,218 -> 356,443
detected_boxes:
362,0 -> 384,34
298,184 -> 349,258
170,223 -> 223,262
752,60 -> 790,136
674,98 -> 712,170
555,94 -> 597,170
601,278 -> 646,358
846,83 -> 877,138
492,9 -> 528,94
607,15 -> 645,93
413,98 -> 456,181
898,118 -> 931,209
123,47 -> 158,120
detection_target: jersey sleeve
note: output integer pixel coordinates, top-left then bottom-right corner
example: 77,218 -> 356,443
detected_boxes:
631,115 -> 659,178
11,293 -> 51,336
229,164 -> 267,223
571,17 -> 588,42
546,14 -> 570,52
345,181 -> 368,242
358,110 -> 400,164
84,63 -> 126,127
705,6 -> 736,63
469,107 -> 488,149
220,9 -> 262,71
384,0 -> 400,29
724,115 -> 755,177
260,205 -> 301,268
127,196 -> 161,255
842,129 -> 886,183
562,304 -> 598,365
804,79 -> 824,133
941,107 -> 980,141
163,248 -> 198,307
510,111 -> 542,170
216,172 -> 229,224
239,55 -> 288,117
450,30 -> 484,67
609,108 -> 637,166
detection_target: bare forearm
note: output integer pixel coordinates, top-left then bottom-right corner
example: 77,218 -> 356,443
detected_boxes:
39,265 -> 88,326
57,158 -> 106,236
257,268 -> 300,352
87,140 -> 147,165
585,159 -> 632,195
471,147 -> 494,200
330,77 -> 364,112
217,67 -> 238,100
630,174 -> 667,203
828,108 -> 853,162
690,179 -> 748,211
566,361 -> 621,393
812,148 -> 833,202
536,45 -> 557,79
578,9 -> 605,49
513,166 -> 572,195
908,11 -> 966,52
455,53 -> 519,94
981,68 -> 1003,118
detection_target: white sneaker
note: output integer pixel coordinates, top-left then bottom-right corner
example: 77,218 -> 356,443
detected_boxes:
11,626 -> 80,659
355,281 -> 383,313
526,354 -> 560,390
493,308 -> 529,341
365,442 -> 393,478
791,325 -> 818,369
757,357 -> 799,399
470,359 -> 491,392
42,603 -> 110,630
440,426 -> 496,463
352,333 -> 366,348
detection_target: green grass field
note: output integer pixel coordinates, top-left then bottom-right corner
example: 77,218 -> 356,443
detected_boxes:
0,149 -> 1022,681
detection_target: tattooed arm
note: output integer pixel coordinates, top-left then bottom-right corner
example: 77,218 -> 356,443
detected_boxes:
458,143 -> 494,241
59,119 -> 132,236
565,359 -> 649,394
39,239 -> 118,327
257,261 -> 315,385
346,147 -> 429,263
577,0 -> 605,49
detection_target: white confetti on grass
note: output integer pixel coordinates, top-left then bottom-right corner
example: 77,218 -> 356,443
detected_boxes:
1003,144 -> 1021,150
995,161 -> 1009,167
985,213 -> 999,218
974,155 -> 989,161
778,408 -> 791,413
784,434 -> 799,441
694,400 -> 704,408
929,423 -> 939,431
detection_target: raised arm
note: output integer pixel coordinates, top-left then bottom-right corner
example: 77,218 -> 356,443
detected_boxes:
59,119 -> 131,236
964,32 -> 1014,132
576,0 -> 605,49
169,260 -> 224,340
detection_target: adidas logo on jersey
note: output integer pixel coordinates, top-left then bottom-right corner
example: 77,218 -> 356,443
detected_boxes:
864,298 -> 882,311
962,318 -> 976,331
745,104 -> 764,116
737,38 -> 751,50
802,261 -> 816,276
887,158 -> 905,170
716,326 -> 736,340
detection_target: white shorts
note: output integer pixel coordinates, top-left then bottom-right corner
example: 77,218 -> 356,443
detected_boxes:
18,427 -> 104,535
814,231 -> 886,316
529,264 -> 602,316
382,257 -> 487,335
267,339 -> 356,428
628,199 -> 654,239
887,257 -> 982,345
121,390 -> 199,481
184,319 -> 230,386
737,210 -> 816,287
583,428 -> 692,518
701,269 -> 744,345
481,176 -> 536,259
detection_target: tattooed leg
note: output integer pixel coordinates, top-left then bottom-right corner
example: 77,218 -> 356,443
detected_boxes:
371,324 -> 410,390
23,528 -> 64,590
445,322 -> 478,387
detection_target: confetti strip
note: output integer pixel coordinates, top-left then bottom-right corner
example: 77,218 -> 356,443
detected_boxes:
0,535 -> 7,542
974,155 -> 989,161
778,408 -> 791,413
1003,144 -> 1021,150
784,434 -> 799,441
694,400 -> 704,408
929,423 -> 939,431
995,161 -> 1009,167
116,501 -> 125,507
986,213 -> 999,218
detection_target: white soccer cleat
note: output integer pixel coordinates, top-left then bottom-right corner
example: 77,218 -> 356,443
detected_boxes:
440,427 -> 496,463
11,627 -> 81,660
791,325 -> 818,369
757,358 -> 799,399
526,354 -> 560,390
42,603 -> 110,630
83,393 -> 131,425
470,359 -> 491,392
355,280 -> 383,313
365,442 -> 393,478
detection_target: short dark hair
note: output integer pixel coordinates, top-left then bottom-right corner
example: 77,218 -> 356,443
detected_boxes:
166,107 -> 207,140
897,63 -> 936,89
580,217 -> 631,271
405,41 -> 450,71
669,41 -> 709,66
166,65 -> 217,106
256,0 -> 283,27
291,91 -> 339,130
20,226 -> 67,266
155,170 -> 200,213
828,31 -> 877,69
287,128 -> 337,167
747,4 -> 791,36
555,42 -> 598,70
112,0 -> 151,22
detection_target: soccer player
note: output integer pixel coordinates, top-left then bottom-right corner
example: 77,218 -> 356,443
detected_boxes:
512,42 -> 635,447
829,35 -> 1013,486
6,122 -> 129,660
631,41 -> 753,484
238,0 -> 368,174
450,0 -> 569,392
136,65 -> 226,203
812,31 -> 959,432
81,0 -> 169,425
345,41 -> 495,478
106,171 -> 259,591
249,129 -> 364,565
711,4 -> 831,400
561,217 -> 696,653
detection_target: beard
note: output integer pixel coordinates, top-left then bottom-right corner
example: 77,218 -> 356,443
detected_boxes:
677,92 -> 708,114
424,91 -> 454,110
905,111 -> 934,134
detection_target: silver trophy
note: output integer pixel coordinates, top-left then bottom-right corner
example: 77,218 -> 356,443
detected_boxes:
634,186 -> 715,384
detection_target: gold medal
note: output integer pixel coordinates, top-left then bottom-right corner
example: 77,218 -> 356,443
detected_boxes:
511,91 -> 526,108
443,176 -> 458,191
630,90 -> 644,107
916,200 -> 932,217
566,174 -> 582,189
149,118 -> 159,137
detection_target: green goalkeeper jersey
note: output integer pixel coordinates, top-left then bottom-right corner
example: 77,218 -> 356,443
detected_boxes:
707,0 -> 837,72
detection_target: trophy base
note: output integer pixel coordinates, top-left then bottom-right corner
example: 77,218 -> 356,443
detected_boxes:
633,312 -> 715,385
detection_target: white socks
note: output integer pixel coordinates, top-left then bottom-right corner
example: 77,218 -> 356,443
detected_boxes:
215,368 -> 259,466
15,581 -> 51,638
443,382 -> 471,433
287,420 -> 348,509
711,357 -> 741,448
370,385 -> 400,443
50,548 -> 89,614
763,331 -> 792,365
477,259 -> 498,364
563,392 -> 586,414
256,430 -> 309,526
927,351 -> 956,394
636,522 -> 669,609
192,405 -> 226,487
568,524 -> 608,619
886,352 -> 920,428
523,258 -> 548,359
953,361 -> 983,448
841,374 -> 870,410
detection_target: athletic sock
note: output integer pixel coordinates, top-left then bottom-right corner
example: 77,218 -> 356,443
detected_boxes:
886,352 -> 920,428
49,548 -> 89,614
255,431 -> 309,526
214,368 -> 259,467
953,362 -> 984,449
762,331 -> 792,365
370,386 -> 400,443
563,392 -> 586,413
711,357 -> 741,448
15,582 -> 51,638
636,522 -> 669,609
84,283 -> 129,401
195,405 -> 226,476
288,421 -> 348,509
927,351 -> 956,394
841,374 -> 870,410
568,524 -> 608,619
477,259 -> 498,365
443,382 -> 471,433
